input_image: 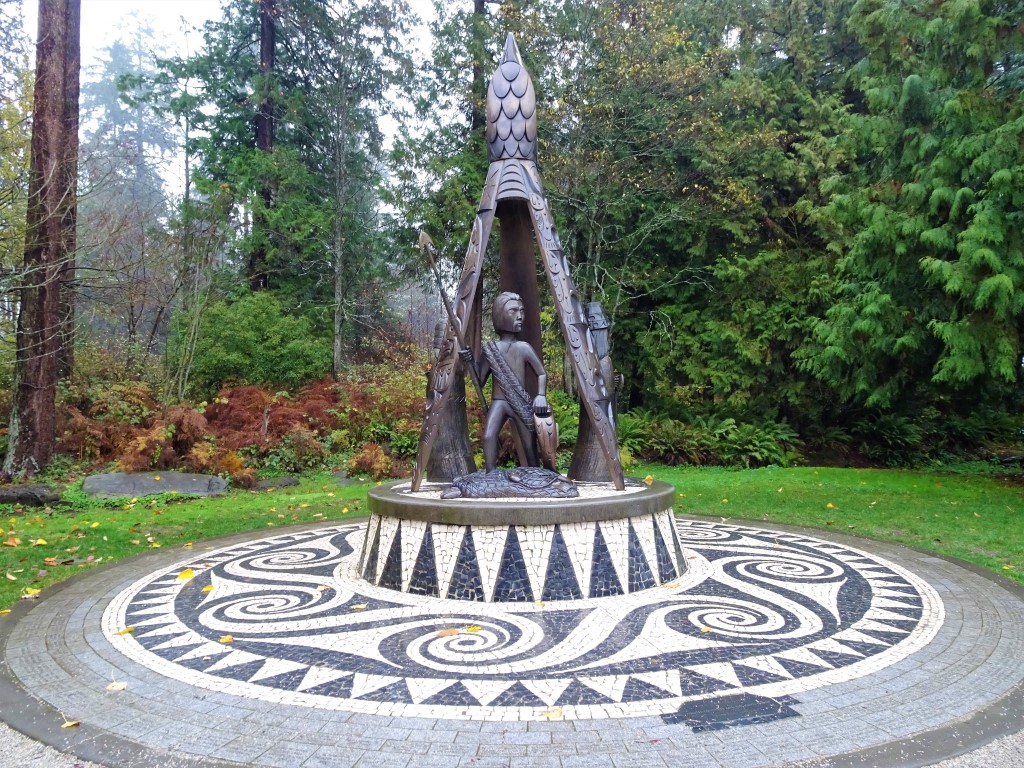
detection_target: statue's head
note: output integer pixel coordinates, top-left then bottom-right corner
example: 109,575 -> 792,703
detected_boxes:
492,292 -> 524,334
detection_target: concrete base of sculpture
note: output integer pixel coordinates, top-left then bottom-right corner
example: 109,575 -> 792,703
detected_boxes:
362,479 -> 684,602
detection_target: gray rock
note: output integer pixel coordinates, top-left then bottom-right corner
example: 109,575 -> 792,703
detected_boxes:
82,471 -> 227,499
0,485 -> 60,507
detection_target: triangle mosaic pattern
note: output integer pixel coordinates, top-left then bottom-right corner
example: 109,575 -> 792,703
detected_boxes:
359,513 -> 684,601
105,521 -> 943,721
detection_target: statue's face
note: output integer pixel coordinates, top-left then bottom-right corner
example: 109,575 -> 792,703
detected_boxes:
497,300 -> 524,333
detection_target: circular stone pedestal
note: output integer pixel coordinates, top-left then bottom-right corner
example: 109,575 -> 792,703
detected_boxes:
362,479 -> 684,601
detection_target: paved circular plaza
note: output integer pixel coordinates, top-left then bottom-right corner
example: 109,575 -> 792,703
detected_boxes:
1,516 -> 1022,768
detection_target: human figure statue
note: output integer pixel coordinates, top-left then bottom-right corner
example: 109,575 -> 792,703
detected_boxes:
461,292 -> 551,472
568,302 -> 621,481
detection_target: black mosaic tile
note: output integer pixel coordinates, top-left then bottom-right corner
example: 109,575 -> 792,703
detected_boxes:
652,517 -> 678,582
589,523 -> 624,598
671,524 -> 687,575
408,523 -> 439,597
855,628 -> 910,645
206,660 -> 266,682
620,677 -> 676,702
446,527 -> 484,601
731,663 -> 790,687
772,656 -> 832,678
554,679 -> 616,705
361,520 -> 381,582
357,680 -> 413,704
493,525 -> 534,603
420,681 -> 478,707
836,639 -> 888,657
301,675 -> 354,699
627,520 -> 656,592
810,648 -> 862,668
489,682 -> 545,707
378,523 -> 403,591
542,524 -> 583,601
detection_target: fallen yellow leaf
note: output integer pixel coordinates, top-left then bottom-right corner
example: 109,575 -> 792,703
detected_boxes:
826,502 -> 835,509
153,475 -> 161,480
436,628 -> 459,637
342,507 -> 349,513
150,543 -> 161,549
31,538 -> 47,546
115,626 -> 135,635
202,585 -> 215,593
182,542 -> 193,550
541,707 -> 563,720
0,609 -> 10,616
219,635 -> 234,644
350,602 -> 368,610
5,572 -> 17,581
300,502 -> 310,508
105,681 -> 127,692
23,587 -> 41,596
60,720 -> 80,729
643,475 -> 654,486
465,625 -> 482,633
90,522 -> 100,528
176,569 -> 195,581
700,626 -> 714,633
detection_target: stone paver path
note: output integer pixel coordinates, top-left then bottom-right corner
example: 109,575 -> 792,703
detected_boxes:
2,518 -> 1022,768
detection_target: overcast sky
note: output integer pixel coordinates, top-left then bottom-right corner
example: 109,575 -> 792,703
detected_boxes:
22,0 -> 225,69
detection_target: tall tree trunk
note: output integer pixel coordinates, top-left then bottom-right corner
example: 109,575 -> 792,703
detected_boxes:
331,92 -> 349,379
6,0 -> 81,475
56,0 -> 79,379
249,0 -> 276,291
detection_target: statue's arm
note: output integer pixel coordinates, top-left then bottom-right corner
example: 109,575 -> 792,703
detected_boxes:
524,347 -> 551,416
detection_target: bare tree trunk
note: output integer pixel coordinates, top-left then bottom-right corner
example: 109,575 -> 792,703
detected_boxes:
6,0 -> 81,476
331,79 -> 349,379
249,0 -> 276,291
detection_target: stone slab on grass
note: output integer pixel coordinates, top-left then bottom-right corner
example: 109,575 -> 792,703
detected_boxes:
82,471 -> 227,499
0,485 -> 61,507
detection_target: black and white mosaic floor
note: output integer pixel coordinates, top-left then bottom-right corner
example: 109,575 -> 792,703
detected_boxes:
103,520 -> 943,723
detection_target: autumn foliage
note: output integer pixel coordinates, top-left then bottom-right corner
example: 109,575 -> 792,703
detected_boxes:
54,344 -> 431,484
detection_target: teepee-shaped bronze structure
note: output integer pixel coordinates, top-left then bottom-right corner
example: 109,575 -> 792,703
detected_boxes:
412,34 -> 623,491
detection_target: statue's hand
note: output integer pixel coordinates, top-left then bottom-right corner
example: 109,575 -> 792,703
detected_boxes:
533,395 -> 551,417
458,347 -> 474,365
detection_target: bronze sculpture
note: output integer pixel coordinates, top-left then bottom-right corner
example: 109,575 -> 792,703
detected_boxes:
569,302 -> 620,481
461,292 -> 550,472
412,34 -> 624,492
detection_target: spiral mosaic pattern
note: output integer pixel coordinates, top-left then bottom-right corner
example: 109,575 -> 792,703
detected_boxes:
103,520 -> 943,721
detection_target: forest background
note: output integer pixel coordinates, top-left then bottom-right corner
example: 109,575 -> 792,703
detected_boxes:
0,0 -> 1022,484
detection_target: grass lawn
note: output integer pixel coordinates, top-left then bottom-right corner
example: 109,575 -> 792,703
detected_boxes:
1,464 -> 1021,612
0,474 -> 372,612
640,463 -> 1023,586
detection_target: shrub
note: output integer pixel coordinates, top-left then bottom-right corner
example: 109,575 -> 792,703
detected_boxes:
175,293 -> 332,398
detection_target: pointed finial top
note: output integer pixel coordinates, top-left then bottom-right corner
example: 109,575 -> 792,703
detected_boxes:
486,33 -> 537,163
502,33 -> 522,65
